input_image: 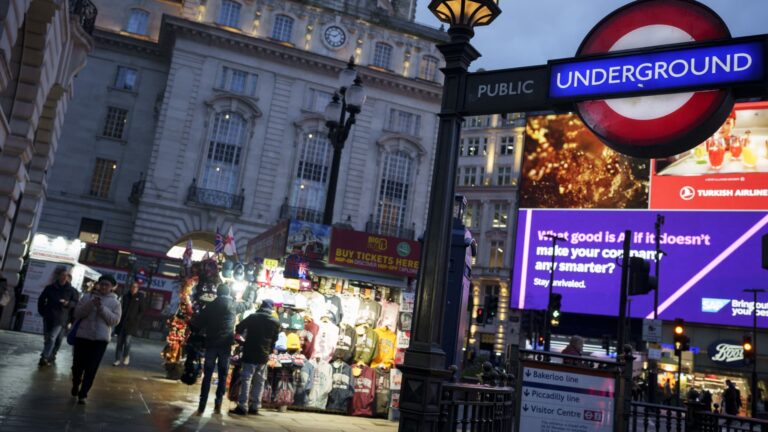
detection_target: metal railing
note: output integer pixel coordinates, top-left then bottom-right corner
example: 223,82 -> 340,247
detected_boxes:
186,181 -> 244,212
629,401 -> 686,432
365,220 -> 415,240
69,0 -> 97,34
697,411 -> 768,432
279,203 -> 323,224
438,383 -> 515,432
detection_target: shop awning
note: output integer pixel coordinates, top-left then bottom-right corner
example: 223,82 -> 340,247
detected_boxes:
309,265 -> 409,289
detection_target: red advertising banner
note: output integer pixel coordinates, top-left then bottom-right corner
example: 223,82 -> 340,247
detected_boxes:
328,229 -> 421,278
650,102 -> 768,210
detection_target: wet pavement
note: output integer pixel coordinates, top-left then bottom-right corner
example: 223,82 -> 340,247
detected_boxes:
0,330 -> 398,431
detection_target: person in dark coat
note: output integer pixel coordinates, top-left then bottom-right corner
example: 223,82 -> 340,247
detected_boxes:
723,379 -> 742,416
192,284 -> 247,415
229,299 -> 280,416
113,280 -> 146,366
37,265 -> 79,366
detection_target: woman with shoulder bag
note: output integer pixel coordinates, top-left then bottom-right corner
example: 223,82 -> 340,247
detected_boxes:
70,275 -> 122,405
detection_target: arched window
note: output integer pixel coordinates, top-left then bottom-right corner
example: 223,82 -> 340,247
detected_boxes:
372,42 -> 393,70
290,131 -> 331,212
419,55 -> 439,81
126,9 -> 150,35
202,111 -> 246,193
375,150 -> 414,230
218,0 -> 242,28
272,14 -> 294,42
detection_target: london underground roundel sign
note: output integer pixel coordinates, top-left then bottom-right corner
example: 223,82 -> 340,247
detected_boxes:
575,0 -> 735,158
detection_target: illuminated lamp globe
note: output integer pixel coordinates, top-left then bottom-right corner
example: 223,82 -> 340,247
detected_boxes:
428,0 -> 501,32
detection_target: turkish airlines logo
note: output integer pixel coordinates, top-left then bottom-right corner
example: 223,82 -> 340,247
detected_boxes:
679,186 -> 696,201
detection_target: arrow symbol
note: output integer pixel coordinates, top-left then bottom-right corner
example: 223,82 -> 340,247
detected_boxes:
523,405 -> 529,412
525,370 -> 531,378
524,390 -> 530,397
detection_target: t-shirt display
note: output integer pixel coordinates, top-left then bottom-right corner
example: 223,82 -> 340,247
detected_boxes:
301,319 -> 319,360
314,320 -> 340,362
326,360 -> 353,411
333,323 -> 357,362
357,298 -> 382,327
352,325 -> 379,365
307,357 -> 332,409
351,365 -> 376,417
374,367 -> 391,417
340,296 -> 360,326
323,294 -> 344,325
377,300 -> 399,330
371,327 -> 396,369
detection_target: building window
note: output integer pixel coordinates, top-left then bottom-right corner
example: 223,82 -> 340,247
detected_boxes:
114,66 -> 137,91
489,241 -> 505,269
463,202 -> 481,229
304,88 -> 333,113
497,166 -> 513,186
465,116 -> 490,129
102,107 -> 128,139
291,131 -> 331,211
375,151 -> 414,229
218,66 -> 257,95
484,284 -> 501,296
499,136 -> 514,155
492,203 -> 508,228
460,166 -> 483,187
388,109 -> 421,136
419,55 -> 439,81
466,138 -> 480,156
372,42 -> 393,70
126,9 -> 149,35
217,0 -> 241,28
202,111 -> 246,193
78,218 -> 103,243
272,14 -> 294,42
89,158 -> 117,198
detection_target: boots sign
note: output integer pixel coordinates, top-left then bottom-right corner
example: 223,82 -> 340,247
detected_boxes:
463,0 -> 768,158
707,340 -> 746,367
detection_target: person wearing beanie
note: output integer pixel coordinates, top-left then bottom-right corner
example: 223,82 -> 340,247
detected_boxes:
191,283 -> 248,415
229,299 -> 280,416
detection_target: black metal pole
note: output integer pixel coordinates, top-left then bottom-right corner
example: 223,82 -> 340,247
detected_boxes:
617,230 -> 631,351
397,26 -> 479,432
543,235 -> 564,352
648,215 -> 664,403
752,289 -> 758,418
322,97 -> 348,226
676,351 -> 682,405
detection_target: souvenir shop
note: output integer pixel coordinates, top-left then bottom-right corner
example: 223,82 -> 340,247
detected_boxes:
162,222 -> 420,420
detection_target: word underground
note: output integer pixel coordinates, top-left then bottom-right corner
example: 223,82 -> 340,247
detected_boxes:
550,41 -> 763,98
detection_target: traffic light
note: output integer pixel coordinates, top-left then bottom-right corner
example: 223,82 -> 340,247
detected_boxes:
628,257 -> 657,295
743,335 -> 755,363
549,293 -> 562,327
487,296 -> 499,322
475,308 -> 484,324
673,318 -> 689,356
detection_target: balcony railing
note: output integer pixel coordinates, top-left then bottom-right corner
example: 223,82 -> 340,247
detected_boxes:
279,203 -> 323,224
365,220 -> 415,240
69,0 -> 97,34
187,181 -> 244,212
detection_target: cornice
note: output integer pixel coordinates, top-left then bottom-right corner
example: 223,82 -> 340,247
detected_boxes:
159,15 -> 443,101
92,28 -> 164,57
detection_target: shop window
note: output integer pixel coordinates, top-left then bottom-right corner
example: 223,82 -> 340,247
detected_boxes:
102,106 -> 128,139
89,158 -> 117,198
375,150 -> 413,229
372,42 -> 393,70
272,14 -> 294,42
387,109 -> 421,136
291,131 -> 331,211
126,9 -> 149,35
217,0 -> 242,28
492,203 -> 508,228
78,218 -> 103,243
201,111 -> 245,194
419,55 -> 439,81
489,241 -> 505,268
114,66 -> 137,91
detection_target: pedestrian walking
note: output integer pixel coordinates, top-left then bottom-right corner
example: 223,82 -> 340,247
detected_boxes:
191,284 -> 247,415
37,266 -> 79,366
561,335 -> 583,366
723,379 -> 742,416
71,275 -> 122,405
229,299 -> 280,416
113,280 -> 146,366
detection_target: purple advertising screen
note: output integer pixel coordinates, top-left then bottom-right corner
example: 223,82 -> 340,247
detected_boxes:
511,209 -> 768,327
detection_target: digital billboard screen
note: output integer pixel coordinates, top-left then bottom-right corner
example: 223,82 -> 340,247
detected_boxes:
511,209 -> 768,327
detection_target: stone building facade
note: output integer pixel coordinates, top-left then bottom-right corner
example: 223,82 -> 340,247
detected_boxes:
38,0 -> 446,258
0,0 -> 95,328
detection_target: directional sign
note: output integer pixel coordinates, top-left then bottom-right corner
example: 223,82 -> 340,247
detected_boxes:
464,66 -> 549,115
642,319 -> 662,343
519,366 -> 615,431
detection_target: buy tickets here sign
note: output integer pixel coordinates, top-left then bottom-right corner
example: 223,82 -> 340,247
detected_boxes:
329,228 -> 420,278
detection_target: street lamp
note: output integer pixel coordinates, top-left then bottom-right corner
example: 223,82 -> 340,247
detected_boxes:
398,1 -> 500,431
744,288 -> 765,418
322,57 -> 366,226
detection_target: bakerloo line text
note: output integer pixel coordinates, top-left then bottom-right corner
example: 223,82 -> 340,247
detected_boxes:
555,52 -> 753,89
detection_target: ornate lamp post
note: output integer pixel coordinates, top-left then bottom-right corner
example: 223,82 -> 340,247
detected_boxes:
322,58 -> 366,225
398,1 -> 500,431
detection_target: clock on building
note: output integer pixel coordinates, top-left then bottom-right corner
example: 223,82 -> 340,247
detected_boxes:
323,25 -> 347,49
